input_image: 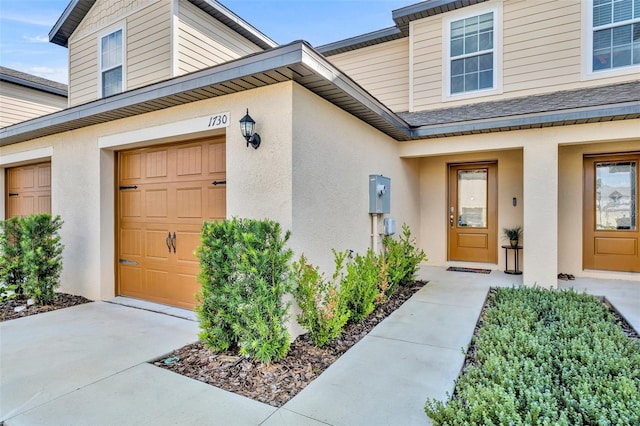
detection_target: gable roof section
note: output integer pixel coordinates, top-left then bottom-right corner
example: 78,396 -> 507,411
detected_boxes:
0,41 -> 410,146
318,0 -> 488,55
0,66 -> 68,97
49,0 -> 277,49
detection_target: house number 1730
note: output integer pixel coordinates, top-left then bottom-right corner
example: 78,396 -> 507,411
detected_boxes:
207,112 -> 230,129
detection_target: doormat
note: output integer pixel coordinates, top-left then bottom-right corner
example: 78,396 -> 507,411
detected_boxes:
446,266 -> 492,274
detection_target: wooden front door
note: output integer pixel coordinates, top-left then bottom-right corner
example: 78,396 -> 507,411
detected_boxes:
5,162 -> 51,218
117,138 -> 226,309
448,162 -> 498,263
583,153 -> 639,272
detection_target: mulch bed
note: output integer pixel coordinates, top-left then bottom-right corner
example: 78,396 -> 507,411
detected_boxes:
0,293 -> 92,322
154,280 -> 427,407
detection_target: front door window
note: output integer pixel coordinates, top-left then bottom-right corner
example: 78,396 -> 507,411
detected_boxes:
457,169 -> 488,228
595,161 -> 637,230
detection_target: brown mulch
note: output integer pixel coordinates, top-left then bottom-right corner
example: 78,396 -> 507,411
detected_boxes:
0,293 -> 92,322
154,281 -> 427,407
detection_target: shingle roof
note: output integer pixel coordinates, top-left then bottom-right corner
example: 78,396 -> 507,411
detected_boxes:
0,66 -> 68,96
398,81 -> 640,127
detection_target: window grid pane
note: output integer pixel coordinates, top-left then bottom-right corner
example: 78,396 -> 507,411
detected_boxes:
593,0 -> 640,71
449,12 -> 494,94
101,29 -> 123,97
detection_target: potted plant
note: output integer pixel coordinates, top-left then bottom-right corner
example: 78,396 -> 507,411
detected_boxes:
503,226 -> 522,248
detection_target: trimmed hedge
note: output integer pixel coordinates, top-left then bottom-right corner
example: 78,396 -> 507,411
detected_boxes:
425,287 -> 640,425
196,218 -> 293,364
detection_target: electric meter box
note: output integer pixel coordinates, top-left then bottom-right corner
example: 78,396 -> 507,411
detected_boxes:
384,217 -> 396,236
369,175 -> 391,214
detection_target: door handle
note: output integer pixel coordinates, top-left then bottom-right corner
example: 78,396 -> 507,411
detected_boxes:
165,232 -> 171,253
449,214 -> 454,229
171,232 -> 176,253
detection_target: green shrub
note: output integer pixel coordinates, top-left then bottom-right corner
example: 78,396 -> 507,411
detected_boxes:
0,214 -> 64,305
292,253 -> 350,347
0,217 -> 25,301
196,218 -> 293,364
383,223 -> 426,293
340,248 -> 381,323
425,287 -> 640,425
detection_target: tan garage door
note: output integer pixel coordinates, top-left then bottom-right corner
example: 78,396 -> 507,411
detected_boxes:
5,162 -> 51,218
117,138 -> 226,309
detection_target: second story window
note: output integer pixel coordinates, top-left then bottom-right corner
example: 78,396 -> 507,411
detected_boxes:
101,29 -> 123,97
448,12 -> 495,95
592,0 -> 640,71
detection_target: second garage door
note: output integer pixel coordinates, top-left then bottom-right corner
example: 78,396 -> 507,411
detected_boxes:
5,162 -> 51,218
117,138 -> 226,309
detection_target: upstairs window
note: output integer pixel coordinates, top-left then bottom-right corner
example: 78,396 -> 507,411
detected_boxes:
448,12 -> 495,95
592,0 -> 640,71
101,29 -> 123,97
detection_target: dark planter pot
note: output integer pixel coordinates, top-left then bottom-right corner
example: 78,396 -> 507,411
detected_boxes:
510,239 -> 519,248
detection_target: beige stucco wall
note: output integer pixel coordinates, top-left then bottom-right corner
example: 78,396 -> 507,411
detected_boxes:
559,139 -> 640,282
417,149 -> 523,271
290,83 -> 420,274
0,82 -> 295,301
0,82 -> 67,127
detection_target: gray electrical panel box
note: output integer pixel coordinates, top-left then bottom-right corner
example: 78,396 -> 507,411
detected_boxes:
369,175 -> 391,214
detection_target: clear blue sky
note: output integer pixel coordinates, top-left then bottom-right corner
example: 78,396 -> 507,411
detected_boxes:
0,0 -> 414,84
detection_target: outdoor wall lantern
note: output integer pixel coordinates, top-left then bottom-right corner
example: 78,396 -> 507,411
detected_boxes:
239,109 -> 261,149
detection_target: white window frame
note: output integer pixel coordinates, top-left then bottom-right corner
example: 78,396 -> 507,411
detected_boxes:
582,0 -> 640,80
442,4 -> 503,101
97,25 -> 126,98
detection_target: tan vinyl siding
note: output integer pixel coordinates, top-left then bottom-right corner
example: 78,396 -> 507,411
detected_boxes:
328,38 -> 410,112
67,0 -> 171,107
68,35 -> 98,107
410,0 -> 640,112
127,0 -> 172,88
176,0 -> 262,75
0,82 -> 67,127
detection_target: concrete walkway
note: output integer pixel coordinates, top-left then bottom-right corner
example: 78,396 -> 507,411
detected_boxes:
1,267 -> 636,425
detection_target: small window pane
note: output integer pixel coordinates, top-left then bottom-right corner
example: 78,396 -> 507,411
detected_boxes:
102,66 -> 122,97
465,56 -> 479,72
613,0 -> 633,22
613,24 -> 632,45
635,0 -> 640,17
595,161 -> 637,230
465,17 -> 479,33
594,28 -> 612,49
479,70 -> 493,89
594,3 -> 613,26
479,53 -> 493,70
479,13 -> 494,31
633,41 -> 640,63
458,169 -> 488,228
465,72 -> 479,91
451,58 -> 464,76
451,20 -> 465,38
465,34 -> 478,54
451,76 -> 464,94
594,48 -> 613,69
451,38 -> 464,57
479,31 -> 493,50
613,45 -> 632,66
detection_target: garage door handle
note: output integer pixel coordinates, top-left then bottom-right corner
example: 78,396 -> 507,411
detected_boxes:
171,232 -> 176,253
8,193 -> 19,197
165,232 -> 172,253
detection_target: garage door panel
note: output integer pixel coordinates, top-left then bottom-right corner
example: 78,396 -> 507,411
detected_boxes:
173,274 -> 200,307
208,187 -> 226,219
38,165 -> 51,187
208,143 -> 225,174
175,230 -> 200,263
145,189 -> 169,218
120,266 -> 144,295
144,150 -> 168,179
38,195 -> 51,213
120,229 -> 143,257
145,269 -> 170,298
145,230 -> 172,260
177,145 -> 203,176
120,191 -> 142,218
176,187 -> 203,218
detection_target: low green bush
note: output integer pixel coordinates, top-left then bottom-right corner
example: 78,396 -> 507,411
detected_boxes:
0,214 -> 64,305
425,287 -> 640,425
292,252 -> 350,347
196,218 -> 293,364
341,248 -> 381,323
383,223 -> 426,294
